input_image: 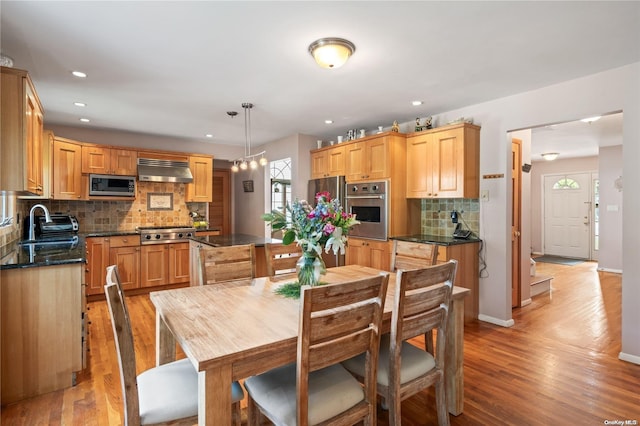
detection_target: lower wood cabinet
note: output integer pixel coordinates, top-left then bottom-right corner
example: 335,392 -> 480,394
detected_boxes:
345,237 -> 392,272
1,263 -> 84,404
86,236 -> 189,296
437,242 -> 480,323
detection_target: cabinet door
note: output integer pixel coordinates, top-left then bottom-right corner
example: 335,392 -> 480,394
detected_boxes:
368,239 -> 391,271
406,134 -> 430,197
366,138 -> 389,180
53,139 -> 83,200
327,146 -> 346,176
345,142 -> 366,181
345,238 -> 369,266
81,146 -> 110,174
85,237 -> 110,295
169,243 -> 191,284
310,150 -> 328,179
110,149 -> 137,176
433,128 -> 464,198
25,82 -> 43,195
109,246 -> 140,290
140,245 -> 169,288
186,155 -> 213,202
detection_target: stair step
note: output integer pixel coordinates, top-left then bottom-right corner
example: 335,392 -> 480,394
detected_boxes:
531,275 -> 553,297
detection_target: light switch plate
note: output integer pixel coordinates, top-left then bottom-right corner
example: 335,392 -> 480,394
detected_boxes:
481,190 -> 490,202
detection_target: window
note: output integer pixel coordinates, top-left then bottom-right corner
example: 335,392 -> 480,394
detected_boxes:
552,177 -> 580,190
269,159 -> 292,238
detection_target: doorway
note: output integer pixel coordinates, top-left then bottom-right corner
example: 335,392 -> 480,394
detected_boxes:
208,169 -> 231,235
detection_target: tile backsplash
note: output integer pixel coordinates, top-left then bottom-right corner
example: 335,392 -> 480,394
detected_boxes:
17,182 -> 207,234
419,198 -> 480,237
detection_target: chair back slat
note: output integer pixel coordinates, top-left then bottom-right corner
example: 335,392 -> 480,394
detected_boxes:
200,244 -> 256,285
105,265 -> 140,426
265,242 -> 302,276
391,240 -> 439,271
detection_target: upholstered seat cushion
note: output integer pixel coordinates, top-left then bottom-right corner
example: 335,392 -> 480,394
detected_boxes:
137,358 -> 245,425
342,335 -> 435,387
244,362 -> 364,425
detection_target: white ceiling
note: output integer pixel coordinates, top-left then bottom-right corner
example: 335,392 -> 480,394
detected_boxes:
1,1 -> 638,159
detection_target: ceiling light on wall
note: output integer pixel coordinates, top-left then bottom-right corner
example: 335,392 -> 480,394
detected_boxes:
541,152 -> 559,161
580,116 -> 601,123
308,37 -> 356,69
229,102 -> 267,173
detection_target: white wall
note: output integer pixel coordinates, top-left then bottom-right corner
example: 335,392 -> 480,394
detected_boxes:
529,156 -> 599,254
397,62 -> 639,362
598,145 -> 623,272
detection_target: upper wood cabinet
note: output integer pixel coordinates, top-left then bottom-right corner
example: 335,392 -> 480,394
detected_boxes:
311,145 -> 345,179
406,123 -> 480,199
52,137 -> 84,200
81,146 -> 137,176
1,67 -> 44,195
345,133 -> 405,182
185,155 -> 213,202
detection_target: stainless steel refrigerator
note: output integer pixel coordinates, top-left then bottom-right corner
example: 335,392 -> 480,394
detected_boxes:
308,176 -> 346,267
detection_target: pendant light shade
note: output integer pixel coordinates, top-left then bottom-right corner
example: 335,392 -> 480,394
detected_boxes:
308,38 -> 356,69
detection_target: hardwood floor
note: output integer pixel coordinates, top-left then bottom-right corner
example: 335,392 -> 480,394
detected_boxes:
2,261 -> 639,425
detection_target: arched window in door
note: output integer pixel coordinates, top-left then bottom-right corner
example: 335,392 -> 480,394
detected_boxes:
552,177 -> 580,190
270,158 -> 291,214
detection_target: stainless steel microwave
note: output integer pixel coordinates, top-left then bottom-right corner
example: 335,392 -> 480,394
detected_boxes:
89,174 -> 136,197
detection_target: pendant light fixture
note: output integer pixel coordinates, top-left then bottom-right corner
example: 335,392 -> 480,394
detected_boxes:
308,37 -> 356,69
229,102 -> 268,172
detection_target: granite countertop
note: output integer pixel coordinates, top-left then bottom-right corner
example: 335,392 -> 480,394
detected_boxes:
191,233 -> 281,248
391,234 -> 482,246
0,236 -> 86,270
83,231 -> 139,238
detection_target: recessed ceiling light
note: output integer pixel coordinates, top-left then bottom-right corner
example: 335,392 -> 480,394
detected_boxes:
205,134 -> 213,138
580,116 -> 601,123
79,118 -> 90,123
412,101 -> 423,106
325,120 -> 333,124
72,71 -> 87,78
74,102 -> 86,107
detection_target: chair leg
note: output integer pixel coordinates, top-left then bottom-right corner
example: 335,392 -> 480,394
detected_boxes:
435,377 -> 450,426
232,401 -> 241,426
388,393 -> 402,426
246,394 -> 261,426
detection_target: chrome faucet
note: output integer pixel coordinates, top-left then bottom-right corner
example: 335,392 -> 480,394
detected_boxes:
28,204 -> 52,241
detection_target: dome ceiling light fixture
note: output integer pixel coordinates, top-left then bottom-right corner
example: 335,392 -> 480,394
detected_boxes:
541,152 -> 559,161
308,37 -> 356,69
229,103 -> 267,173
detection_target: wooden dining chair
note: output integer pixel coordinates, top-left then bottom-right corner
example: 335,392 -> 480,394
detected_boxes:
390,239 -> 439,271
264,242 -> 303,276
244,273 -> 390,426
342,260 -> 458,426
104,265 -> 244,425
199,243 -> 256,285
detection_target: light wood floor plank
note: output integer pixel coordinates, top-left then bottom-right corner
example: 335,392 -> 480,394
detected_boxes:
2,261 -> 638,424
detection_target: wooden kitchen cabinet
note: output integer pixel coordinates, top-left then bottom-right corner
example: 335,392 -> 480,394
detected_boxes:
85,237 -> 112,295
344,133 -> 405,182
310,145 -> 345,179
108,235 -> 140,291
185,155 -> 213,202
140,242 -> 190,287
52,136 -> 84,200
1,263 -> 84,404
1,66 -> 44,195
81,145 -> 137,176
406,123 -> 480,198
345,237 -> 392,271
437,242 -> 480,323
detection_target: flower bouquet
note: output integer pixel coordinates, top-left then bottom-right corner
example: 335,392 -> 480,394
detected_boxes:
262,191 -> 359,297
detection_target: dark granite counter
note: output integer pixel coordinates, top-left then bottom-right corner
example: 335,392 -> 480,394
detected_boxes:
0,236 -> 86,270
83,231 -> 138,238
191,233 -> 281,248
391,234 -> 482,246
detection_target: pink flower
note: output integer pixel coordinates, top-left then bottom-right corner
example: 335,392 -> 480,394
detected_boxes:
323,223 -> 335,235
316,191 -> 331,202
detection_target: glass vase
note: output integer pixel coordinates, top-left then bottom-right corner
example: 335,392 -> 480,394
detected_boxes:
296,252 -> 326,287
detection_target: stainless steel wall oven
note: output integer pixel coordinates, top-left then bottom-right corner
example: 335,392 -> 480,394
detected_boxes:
345,180 -> 388,241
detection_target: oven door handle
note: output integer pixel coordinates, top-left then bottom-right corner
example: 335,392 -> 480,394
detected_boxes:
345,195 -> 385,200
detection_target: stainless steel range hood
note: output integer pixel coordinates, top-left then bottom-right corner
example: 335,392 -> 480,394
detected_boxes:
137,158 -> 193,183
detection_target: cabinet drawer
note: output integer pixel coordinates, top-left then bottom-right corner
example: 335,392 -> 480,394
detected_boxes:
109,235 -> 139,248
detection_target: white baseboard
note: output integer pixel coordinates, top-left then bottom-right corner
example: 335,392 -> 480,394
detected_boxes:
619,352 -> 640,365
597,267 -> 623,274
531,251 -> 544,256
478,314 -> 515,327
521,298 -> 532,306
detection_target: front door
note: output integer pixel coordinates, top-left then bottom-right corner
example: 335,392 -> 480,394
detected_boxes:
544,173 -> 591,258
511,139 -> 522,308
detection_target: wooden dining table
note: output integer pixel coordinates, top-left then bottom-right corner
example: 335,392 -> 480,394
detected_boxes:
150,265 -> 470,425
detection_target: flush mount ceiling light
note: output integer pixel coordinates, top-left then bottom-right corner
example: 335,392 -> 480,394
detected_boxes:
229,103 -> 268,173
308,37 -> 356,69
581,116 -> 601,124
541,152 -> 559,161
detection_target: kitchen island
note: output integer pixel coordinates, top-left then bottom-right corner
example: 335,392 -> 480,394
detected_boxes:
189,233 -> 282,284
